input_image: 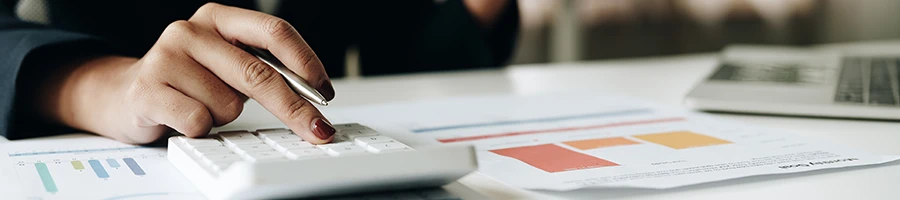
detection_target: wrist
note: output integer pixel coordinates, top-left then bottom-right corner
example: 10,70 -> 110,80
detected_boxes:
41,55 -> 138,135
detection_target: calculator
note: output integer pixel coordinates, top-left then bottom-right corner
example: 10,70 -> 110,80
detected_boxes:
167,123 -> 477,200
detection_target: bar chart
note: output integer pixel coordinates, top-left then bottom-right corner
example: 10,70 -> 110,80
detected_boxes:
489,131 -> 735,173
12,149 -> 157,194
490,144 -> 620,173
1,138 -> 202,200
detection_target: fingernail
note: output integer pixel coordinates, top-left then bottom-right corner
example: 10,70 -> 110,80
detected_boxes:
318,80 -> 335,101
312,118 -> 335,140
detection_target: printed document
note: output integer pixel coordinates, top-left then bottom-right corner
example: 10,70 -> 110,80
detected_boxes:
0,134 -> 203,199
322,93 -> 900,190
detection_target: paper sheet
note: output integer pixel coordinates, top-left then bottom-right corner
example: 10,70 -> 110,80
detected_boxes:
0,132 -> 480,200
0,134 -> 204,200
321,93 -> 900,191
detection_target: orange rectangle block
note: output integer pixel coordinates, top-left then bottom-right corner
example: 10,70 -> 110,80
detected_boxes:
490,144 -> 619,173
633,131 -> 732,149
563,137 -> 641,150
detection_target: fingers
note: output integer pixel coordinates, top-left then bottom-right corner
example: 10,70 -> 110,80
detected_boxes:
130,81 -> 213,138
161,56 -> 244,126
157,19 -> 336,143
189,3 -> 335,100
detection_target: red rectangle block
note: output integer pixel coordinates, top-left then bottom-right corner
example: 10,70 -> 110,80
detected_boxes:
490,144 -> 619,173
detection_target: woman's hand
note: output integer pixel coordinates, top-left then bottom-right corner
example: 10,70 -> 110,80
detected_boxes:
41,3 -> 336,144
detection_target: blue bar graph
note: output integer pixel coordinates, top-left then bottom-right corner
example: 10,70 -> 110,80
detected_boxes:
34,163 -> 58,193
123,158 -> 145,175
88,160 -> 109,178
106,158 -> 121,168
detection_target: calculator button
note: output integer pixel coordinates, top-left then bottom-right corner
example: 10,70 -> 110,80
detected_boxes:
179,137 -> 224,148
353,136 -> 396,146
331,135 -> 352,143
273,141 -> 314,152
218,131 -> 255,139
324,145 -> 368,156
256,128 -> 292,135
233,144 -> 275,155
193,146 -> 233,156
316,141 -> 356,150
263,134 -> 302,144
258,130 -> 297,139
224,138 -> 264,146
242,151 -> 284,162
285,148 -> 328,159
220,133 -> 264,146
334,123 -> 366,130
334,134 -> 350,141
366,142 -> 414,153
339,129 -> 378,138
202,154 -> 242,166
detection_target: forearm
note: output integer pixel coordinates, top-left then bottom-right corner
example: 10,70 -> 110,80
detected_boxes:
0,10 -> 114,139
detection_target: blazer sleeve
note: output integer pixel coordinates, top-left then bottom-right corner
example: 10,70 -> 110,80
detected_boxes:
0,2 -> 114,139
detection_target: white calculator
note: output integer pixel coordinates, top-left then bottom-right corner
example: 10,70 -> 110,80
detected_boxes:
167,123 -> 477,200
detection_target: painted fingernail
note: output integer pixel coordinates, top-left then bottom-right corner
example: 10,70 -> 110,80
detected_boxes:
318,80 -> 335,101
312,118 -> 335,140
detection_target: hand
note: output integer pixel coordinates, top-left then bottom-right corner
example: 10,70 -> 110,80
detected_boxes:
41,3 -> 336,144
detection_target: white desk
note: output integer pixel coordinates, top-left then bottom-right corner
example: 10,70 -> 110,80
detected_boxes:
6,49 -> 900,199
212,50 -> 900,199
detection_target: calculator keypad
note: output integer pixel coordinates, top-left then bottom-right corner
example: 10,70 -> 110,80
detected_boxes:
174,123 -> 414,173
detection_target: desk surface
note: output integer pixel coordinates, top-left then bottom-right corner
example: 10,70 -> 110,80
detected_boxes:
217,49 -> 900,199
7,42 -> 900,199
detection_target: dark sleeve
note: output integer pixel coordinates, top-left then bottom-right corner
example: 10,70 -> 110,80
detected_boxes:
0,2 -> 114,139
412,0 -> 520,70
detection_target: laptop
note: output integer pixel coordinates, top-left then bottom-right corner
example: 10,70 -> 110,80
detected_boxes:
684,43 -> 900,120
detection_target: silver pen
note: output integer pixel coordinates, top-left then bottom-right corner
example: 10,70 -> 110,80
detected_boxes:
242,45 -> 329,106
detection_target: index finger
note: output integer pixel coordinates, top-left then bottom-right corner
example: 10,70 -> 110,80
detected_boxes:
188,3 -> 335,100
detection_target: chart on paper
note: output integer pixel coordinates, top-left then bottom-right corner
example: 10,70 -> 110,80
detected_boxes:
0,135 -> 202,200
325,93 -> 900,190
408,107 -> 757,175
484,129 -> 736,173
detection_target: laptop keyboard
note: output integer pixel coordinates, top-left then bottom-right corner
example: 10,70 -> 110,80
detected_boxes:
835,57 -> 900,106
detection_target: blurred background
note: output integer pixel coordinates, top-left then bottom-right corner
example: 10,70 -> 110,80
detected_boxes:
510,0 -> 900,64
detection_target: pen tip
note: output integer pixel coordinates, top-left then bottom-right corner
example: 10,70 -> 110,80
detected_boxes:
321,100 -> 329,106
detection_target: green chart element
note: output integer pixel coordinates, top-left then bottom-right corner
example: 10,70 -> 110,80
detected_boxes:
34,163 -> 58,193
71,161 -> 85,170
